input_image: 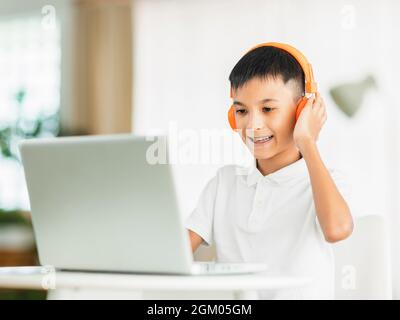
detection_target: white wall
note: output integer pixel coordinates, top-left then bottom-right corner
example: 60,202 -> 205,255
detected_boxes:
132,0 -> 400,298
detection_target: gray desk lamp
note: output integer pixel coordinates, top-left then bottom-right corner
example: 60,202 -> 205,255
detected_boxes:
329,75 -> 377,117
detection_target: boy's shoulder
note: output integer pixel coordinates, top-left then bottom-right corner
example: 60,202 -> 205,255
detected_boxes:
214,163 -> 351,190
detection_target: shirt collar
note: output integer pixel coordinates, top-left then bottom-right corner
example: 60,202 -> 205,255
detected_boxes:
245,157 -> 308,187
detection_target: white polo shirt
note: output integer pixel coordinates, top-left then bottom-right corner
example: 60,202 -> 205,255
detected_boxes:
185,157 -> 352,299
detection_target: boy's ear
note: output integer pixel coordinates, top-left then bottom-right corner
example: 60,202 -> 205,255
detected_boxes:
294,95 -> 305,106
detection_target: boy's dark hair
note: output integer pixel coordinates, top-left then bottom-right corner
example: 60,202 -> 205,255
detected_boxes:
229,46 -> 305,100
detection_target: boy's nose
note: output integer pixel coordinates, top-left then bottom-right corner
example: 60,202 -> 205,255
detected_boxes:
248,111 -> 265,130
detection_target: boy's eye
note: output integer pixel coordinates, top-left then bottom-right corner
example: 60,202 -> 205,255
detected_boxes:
263,107 -> 273,112
235,109 -> 247,115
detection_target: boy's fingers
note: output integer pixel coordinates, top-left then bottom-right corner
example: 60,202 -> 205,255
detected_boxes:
315,97 -> 326,114
312,99 -> 318,110
317,102 -> 326,115
312,93 -> 321,109
306,96 -> 315,108
321,111 -> 328,123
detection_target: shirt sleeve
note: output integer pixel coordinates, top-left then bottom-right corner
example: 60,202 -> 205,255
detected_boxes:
315,167 -> 354,236
184,172 -> 219,247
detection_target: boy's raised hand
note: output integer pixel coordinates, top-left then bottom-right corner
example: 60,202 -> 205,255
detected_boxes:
293,92 -> 327,151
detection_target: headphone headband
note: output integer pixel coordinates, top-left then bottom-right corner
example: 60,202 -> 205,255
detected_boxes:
230,42 -> 317,97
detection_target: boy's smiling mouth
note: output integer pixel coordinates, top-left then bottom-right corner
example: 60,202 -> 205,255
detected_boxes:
248,135 -> 274,145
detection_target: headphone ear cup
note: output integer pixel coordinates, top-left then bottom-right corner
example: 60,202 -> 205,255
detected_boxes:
227,106 -> 237,130
295,97 -> 308,121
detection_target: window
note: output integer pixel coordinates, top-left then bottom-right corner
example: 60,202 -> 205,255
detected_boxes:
0,14 -> 61,210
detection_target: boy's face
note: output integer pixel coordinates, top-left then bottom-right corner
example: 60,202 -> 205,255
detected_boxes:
231,76 -> 300,160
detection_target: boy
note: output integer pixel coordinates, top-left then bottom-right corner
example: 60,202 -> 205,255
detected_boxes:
185,43 -> 353,299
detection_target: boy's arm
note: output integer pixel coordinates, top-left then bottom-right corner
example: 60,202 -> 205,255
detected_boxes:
187,229 -> 204,253
294,93 -> 353,243
300,139 -> 353,243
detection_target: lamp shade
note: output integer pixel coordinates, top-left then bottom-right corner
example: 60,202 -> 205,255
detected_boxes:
329,75 -> 377,117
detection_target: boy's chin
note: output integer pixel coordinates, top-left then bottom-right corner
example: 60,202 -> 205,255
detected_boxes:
253,152 -> 276,160
248,148 -> 277,160
244,141 -> 276,158
244,139 -> 281,160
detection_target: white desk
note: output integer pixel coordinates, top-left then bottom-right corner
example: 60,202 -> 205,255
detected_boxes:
0,267 -> 312,300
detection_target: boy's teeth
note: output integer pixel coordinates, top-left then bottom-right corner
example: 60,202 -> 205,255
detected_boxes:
253,135 -> 273,142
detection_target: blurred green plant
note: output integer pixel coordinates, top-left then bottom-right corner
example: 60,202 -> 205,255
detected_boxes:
0,88 -> 59,220
0,87 -> 59,162
0,209 -> 30,226
0,86 -> 59,227
0,88 -> 57,300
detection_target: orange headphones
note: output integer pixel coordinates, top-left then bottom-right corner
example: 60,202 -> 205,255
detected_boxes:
227,42 -> 318,130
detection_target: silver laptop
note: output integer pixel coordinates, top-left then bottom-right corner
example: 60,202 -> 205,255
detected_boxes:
19,134 -> 267,275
